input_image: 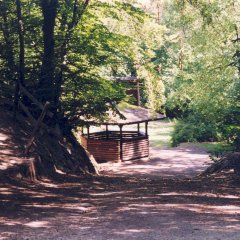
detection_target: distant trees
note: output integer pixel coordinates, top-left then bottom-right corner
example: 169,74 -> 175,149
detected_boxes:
158,0 -> 240,149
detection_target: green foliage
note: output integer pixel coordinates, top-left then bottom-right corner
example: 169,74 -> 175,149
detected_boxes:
195,142 -> 234,154
171,115 -> 220,147
1,0 -> 238,140
0,0 -> 153,128
156,0 -> 240,150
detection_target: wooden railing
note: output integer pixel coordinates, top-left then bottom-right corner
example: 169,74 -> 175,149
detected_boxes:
16,84 -> 53,154
84,131 -> 146,140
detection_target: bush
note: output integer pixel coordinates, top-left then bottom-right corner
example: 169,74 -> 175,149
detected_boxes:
171,116 -> 220,147
223,125 -> 240,151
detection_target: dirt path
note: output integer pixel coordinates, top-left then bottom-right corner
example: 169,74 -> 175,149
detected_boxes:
0,115 -> 240,240
100,143 -> 211,179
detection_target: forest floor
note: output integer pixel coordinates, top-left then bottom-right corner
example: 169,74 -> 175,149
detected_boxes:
0,110 -> 240,240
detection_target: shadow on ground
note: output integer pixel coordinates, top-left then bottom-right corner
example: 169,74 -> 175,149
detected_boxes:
0,173 -> 240,240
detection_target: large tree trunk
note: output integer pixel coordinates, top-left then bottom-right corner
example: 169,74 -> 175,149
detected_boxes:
38,0 -> 58,103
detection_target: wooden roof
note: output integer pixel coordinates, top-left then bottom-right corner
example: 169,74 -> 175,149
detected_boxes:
83,107 -> 165,126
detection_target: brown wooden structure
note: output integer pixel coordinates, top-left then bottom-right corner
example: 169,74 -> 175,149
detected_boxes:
81,113 -> 164,163
114,76 -> 141,106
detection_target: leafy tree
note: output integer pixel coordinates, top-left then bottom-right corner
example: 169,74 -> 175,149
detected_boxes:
0,0 -> 150,175
159,0 -> 240,148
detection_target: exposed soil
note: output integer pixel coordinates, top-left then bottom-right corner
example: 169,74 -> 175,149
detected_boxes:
0,108 -> 240,240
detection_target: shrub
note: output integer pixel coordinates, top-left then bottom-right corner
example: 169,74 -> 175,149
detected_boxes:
171,116 -> 220,147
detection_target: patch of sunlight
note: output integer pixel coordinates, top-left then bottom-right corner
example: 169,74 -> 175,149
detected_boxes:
148,119 -> 175,149
164,204 -> 240,214
3,221 -> 22,226
0,188 -> 13,195
157,192 -> 239,199
0,162 -> 9,170
24,221 -> 49,228
90,191 -> 132,196
114,229 -> 150,235
0,135 -> 8,141
126,229 -> 150,233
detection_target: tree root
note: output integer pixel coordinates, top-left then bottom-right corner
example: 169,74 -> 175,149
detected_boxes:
200,152 -> 240,176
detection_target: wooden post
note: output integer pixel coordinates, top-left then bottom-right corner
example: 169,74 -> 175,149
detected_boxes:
119,125 -> 123,161
145,121 -> 148,136
106,124 -> 109,140
87,126 -> 90,138
137,123 -> 140,135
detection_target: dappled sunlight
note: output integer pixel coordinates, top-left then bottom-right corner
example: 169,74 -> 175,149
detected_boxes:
0,129 -> 27,171
163,203 -> 240,215
89,191 -> 132,197
0,233 -> 17,240
24,221 -> 49,228
100,145 -> 211,178
157,192 -> 240,199
0,173 -> 240,239
0,114 -> 239,239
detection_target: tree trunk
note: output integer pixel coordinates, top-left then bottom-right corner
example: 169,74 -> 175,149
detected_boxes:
200,152 -> 240,177
38,0 -> 58,103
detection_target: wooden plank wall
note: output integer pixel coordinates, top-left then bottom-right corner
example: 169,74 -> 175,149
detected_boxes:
122,138 -> 149,161
81,136 -> 120,162
81,135 -> 149,163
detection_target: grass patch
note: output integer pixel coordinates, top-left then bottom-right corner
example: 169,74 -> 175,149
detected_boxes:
117,101 -> 139,111
148,118 -> 175,149
194,142 -> 234,154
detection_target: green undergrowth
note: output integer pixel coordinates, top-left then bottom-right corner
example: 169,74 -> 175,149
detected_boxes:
117,101 -> 139,111
194,142 -> 234,155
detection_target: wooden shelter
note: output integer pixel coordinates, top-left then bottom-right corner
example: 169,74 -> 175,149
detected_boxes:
81,108 -> 164,163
